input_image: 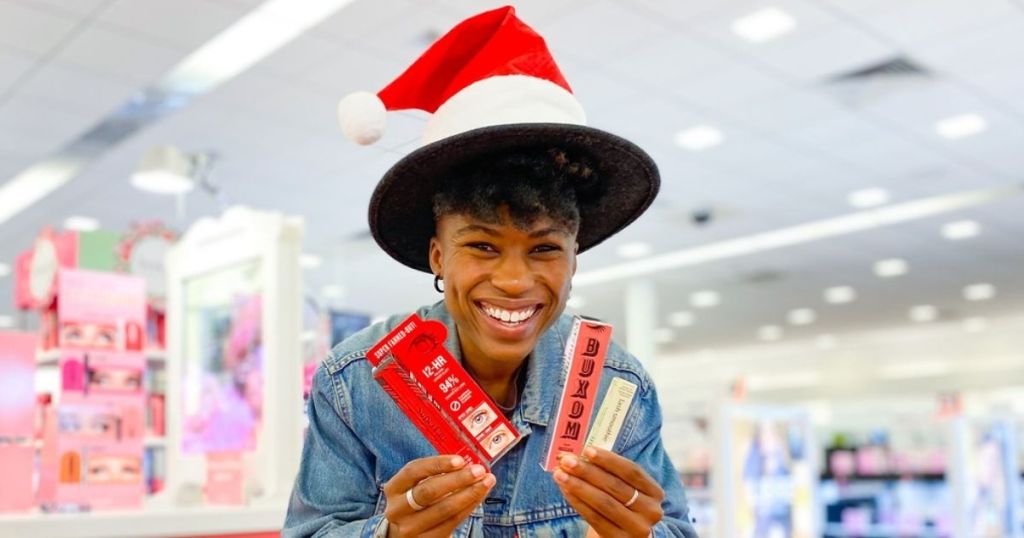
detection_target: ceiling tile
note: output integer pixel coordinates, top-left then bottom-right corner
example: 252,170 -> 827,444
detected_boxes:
542,1 -> 664,65
0,1 -> 80,55
13,60 -> 137,118
0,47 -> 35,93
853,0 -> 1020,49
53,24 -> 186,86
97,0 -> 241,51
749,21 -> 895,82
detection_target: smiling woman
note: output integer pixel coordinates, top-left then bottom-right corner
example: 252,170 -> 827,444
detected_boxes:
283,5 -> 696,538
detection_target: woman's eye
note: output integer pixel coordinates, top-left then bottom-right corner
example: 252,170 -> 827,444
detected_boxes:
467,243 -> 496,252
532,244 -> 561,254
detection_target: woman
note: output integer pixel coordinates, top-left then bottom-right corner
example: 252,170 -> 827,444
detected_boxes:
284,7 -> 697,538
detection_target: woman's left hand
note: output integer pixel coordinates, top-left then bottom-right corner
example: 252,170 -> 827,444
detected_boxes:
553,446 -> 664,537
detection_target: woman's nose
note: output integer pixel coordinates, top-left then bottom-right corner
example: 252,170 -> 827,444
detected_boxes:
491,254 -> 534,295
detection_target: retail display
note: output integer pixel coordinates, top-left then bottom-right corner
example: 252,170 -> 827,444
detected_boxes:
0,331 -> 36,513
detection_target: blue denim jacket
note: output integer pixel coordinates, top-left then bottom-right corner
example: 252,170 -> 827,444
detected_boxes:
283,302 -> 698,537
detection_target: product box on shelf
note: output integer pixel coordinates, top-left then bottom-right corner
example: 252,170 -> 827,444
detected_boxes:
0,331 -> 37,513
367,313 -> 522,467
37,269 -> 148,511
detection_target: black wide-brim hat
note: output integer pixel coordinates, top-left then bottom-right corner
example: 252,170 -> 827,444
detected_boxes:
368,122 -> 660,273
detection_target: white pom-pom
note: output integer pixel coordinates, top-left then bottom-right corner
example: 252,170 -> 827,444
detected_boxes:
337,91 -> 387,145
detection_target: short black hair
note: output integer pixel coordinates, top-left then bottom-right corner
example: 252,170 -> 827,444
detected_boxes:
432,147 -> 605,233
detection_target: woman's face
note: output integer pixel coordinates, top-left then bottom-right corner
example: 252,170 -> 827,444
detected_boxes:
429,208 -> 577,367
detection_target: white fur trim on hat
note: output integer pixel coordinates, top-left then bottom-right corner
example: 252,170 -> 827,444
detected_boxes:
422,75 -> 586,145
337,91 -> 387,145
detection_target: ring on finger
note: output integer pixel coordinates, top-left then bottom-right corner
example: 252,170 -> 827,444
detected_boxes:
623,487 -> 640,508
406,488 -> 426,511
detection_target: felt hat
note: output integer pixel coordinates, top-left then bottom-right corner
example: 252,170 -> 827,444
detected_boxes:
337,5 -> 659,272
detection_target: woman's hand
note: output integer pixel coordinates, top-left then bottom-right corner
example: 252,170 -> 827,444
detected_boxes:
553,447 -> 664,538
383,455 -> 495,538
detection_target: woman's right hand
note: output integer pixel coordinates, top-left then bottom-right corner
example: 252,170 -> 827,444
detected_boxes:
383,455 -> 495,538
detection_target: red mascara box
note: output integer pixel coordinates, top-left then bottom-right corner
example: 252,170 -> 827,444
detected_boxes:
368,313 -> 521,466
543,317 -> 612,471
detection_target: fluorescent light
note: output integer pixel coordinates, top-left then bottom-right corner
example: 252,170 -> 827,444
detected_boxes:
936,113 -> 987,140
616,242 -> 652,259
0,262 -> 10,278
322,285 -> 345,299
654,328 -> 675,344
131,146 -> 196,195
816,334 -> 837,350
566,296 -> 587,309
668,310 -> 695,327
963,283 -> 995,301
300,254 -> 322,269
847,188 -> 889,209
0,314 -> 13,328
787,308 -> 816,326
747,371 -> 819,391
732,7 -> 797,43
64,215 -> 100,232
758,325 -> 783,341
942,219 -> 980,240
690,290 -> 720,308
880,360 -> 951,380
963,317 -> 988,333
674,125 -> 724,151
0,158 -> 82,227
874,258 -> 908,278
164,0 -> 356,94
909,304 -> 938,323
824,286 -> 856,304
573,185 -> 1021,287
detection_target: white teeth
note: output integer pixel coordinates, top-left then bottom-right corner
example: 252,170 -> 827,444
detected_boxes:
481,304 -> 536,324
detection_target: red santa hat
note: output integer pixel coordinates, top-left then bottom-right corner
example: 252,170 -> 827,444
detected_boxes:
337,5 -> 586,145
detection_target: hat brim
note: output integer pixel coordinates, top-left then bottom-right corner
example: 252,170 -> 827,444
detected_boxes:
368,123 -> 660,273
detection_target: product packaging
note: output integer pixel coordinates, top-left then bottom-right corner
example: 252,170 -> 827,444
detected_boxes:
367,313 -> 522,467
543,317 -> 612,471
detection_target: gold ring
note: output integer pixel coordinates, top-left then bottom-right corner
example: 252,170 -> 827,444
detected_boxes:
624,488 -> 640,508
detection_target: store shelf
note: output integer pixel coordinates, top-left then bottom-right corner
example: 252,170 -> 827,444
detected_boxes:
0,503 -> 286,538
36,349 -> 167,367
144,436 -> 166,448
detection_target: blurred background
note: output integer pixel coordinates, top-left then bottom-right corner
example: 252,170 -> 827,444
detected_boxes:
1,0 -> 1023,537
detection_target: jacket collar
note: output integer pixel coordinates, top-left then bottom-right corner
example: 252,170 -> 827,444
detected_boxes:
425,301 -> 566,428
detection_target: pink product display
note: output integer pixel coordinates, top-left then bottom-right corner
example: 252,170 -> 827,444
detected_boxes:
36,269 -> 148,511
0,332 -> 36,438
205,452 -> 245,506
0,445 -> 35,512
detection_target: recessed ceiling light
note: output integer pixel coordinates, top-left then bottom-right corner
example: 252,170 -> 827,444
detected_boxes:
874,258 -> 908,278
0,314 -> 13,328
758,325 -> 783,341
300,254 -> 322,269
847,188 -> 890,209
963,317 -> 988,333
655,328 -> 675,344
0,262 -> 10,278
668,310 -> 695,327
824,286 -> 856,304
566,296 -> 587,309
963,283 -> 995,301
816,334 -> 837,350
732,7 -> 797,43
935,113 -> 987,140
674,125 -> 724,151
690,290 -> 721,308
322,285 -> 345,299
617,242 -> 653,259
787,308 -> 816,326
131,146 -> 198,195
64,215 -> 100,232
909,304 -> 938,323
942,220 -> 980,240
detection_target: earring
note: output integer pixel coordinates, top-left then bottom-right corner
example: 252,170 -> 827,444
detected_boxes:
434,275 -> 444,293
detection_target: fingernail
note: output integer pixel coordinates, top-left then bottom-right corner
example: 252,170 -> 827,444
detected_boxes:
482,474 -> 496,487
583,447 -> 597,459
451,456 -> 466,467
560,454 -> 578,468
470,464 -> 486,477
553,470 -> 569,483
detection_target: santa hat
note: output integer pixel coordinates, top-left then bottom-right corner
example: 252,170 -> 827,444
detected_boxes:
347,6 -> 660,273
337,5 -> 585,145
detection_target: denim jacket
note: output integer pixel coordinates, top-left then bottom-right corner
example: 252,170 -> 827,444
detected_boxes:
283,302 -> 698,538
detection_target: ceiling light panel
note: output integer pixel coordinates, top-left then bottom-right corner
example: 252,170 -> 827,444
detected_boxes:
732,7 -> 797,43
